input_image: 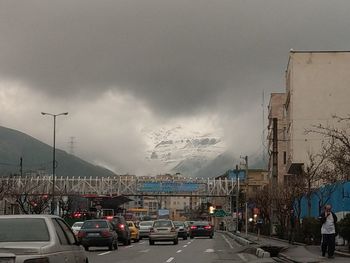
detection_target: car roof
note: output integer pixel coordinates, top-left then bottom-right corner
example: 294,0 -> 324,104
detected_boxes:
0,215 -> 61,219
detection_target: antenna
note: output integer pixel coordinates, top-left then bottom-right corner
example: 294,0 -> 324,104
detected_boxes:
68,136 -> 76,155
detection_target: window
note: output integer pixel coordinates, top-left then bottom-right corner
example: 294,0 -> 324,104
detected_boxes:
53,219 -> 69,245
56,219 -> 77,245
0,218 -> 50,242
283,151 -> 287,164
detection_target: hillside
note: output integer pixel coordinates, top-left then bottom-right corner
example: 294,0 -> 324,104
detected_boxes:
0,126 -> 116,177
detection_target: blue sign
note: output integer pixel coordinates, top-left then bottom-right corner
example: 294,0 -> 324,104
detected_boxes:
228,170 -> 246,181
138,182 -> 200,192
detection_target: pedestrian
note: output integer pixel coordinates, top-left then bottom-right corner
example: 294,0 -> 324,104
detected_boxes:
288,209 -> 296,244
319,204 -> 337,258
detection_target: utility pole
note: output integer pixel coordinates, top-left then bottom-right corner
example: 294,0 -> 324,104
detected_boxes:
20,157 -> 23,177
235,164 -> 239,232
271,118 -> 278,234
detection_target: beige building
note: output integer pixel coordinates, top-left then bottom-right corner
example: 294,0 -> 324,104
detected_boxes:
285,51 -> 350,175
267,93 -> 288,185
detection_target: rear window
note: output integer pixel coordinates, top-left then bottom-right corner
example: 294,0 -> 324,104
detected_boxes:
82,221 -> 108,229
154,221 -> 172,227
173,221 -> 184,227
140,221 -> 153,226
0,218 -> 50,242
194,221 -> 209,226
72,222 -> 83,227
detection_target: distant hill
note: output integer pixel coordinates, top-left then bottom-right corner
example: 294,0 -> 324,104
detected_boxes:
0,126 -> 116,177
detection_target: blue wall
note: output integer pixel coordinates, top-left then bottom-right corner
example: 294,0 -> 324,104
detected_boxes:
298,181 -> 350,218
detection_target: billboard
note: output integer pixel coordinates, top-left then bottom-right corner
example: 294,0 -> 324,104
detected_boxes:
138,182 -> 200,193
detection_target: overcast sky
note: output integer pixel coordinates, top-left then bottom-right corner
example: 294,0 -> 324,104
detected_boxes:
1,0 -> 350,175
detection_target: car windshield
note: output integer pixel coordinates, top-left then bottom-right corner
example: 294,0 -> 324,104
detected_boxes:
154,221 -> 172,228
127,222 -> 134,227
73,222 -> 84,227
82,221 -> 108,229
173,221 -> 184,227
140,221 -> 153,226
0,218 -> 50,242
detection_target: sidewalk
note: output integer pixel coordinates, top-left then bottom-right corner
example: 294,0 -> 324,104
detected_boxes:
232,232 -> 350,263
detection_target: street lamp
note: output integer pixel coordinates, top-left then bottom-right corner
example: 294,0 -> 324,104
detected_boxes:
41,112 -> 68,214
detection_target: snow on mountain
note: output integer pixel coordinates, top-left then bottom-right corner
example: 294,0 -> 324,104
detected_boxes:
142,126 -> 226,176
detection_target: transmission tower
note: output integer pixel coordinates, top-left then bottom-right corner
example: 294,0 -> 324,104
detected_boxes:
68,136 -> 76,155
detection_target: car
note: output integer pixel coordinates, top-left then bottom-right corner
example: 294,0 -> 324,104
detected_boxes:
189,221 -> 214,239
173,221 -> 188,240
105,215 -> 131,245
72,221 -> 84,236
78,219 -> 118,251
127,221 -> 140,242
149,220 -> 178,245
138,220 -> 154,239
0,215 -> 87,263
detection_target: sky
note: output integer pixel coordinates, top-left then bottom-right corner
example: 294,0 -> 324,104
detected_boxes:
1,0 -> 350,175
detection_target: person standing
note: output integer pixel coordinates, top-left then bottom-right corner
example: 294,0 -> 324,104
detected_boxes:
319,204 -> 337,258
288,209 -> 296,244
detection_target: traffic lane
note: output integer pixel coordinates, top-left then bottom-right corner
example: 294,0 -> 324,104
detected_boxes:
86,238 -> 191,263
86,233 -> 256,263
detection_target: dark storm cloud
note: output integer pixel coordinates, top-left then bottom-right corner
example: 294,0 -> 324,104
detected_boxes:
1,0 -> 350,116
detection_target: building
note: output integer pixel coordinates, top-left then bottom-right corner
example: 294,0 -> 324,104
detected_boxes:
285,51 -> 350,176
267,93 -> 288,185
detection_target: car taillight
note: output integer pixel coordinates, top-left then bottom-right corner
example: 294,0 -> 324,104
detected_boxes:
106,216 -> 113,220
204,225 -> 212,230
101,230 -> 112,237
190,226 -> 197,230
77,231 -> 87,238
119,224 -> 125,229
24,258 -> 50,263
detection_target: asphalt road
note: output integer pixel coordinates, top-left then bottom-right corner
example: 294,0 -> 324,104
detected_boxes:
86,233 -> 258,263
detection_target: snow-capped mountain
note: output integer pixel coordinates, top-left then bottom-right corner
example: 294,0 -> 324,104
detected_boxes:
142,126 -> 226,176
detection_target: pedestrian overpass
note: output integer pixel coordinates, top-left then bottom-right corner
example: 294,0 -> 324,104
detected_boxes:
5,175 -> 237,197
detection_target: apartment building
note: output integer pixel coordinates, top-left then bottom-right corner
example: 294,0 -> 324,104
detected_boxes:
285,51 -> 350,175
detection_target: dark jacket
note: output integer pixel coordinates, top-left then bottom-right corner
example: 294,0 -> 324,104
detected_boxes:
319,211 -> 337,225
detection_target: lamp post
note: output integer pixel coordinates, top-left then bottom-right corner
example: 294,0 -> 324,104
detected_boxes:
41,112 -> 68,214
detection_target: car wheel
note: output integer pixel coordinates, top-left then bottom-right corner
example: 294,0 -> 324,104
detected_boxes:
139,237 -> 143,240
210,235 -> 213,239
183,236 -> 187,240
123,239 -> 128,246
84,246 -> 89,251
149,240 -> 154,245
174,238 -> 178,245
190,236 -> 194,239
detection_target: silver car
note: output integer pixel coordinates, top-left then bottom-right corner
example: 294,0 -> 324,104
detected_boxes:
0,215 -> 87,263
138,221 -> 154,239
149,220 -> 178,245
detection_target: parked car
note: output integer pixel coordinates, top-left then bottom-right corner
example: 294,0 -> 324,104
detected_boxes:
127,221 -> 140,242
138,221 -> 154,239
149,220 -> 178,245
72,221 -> 84,236
0,215 -> 87,263
78,219 -> 118,251
105,215 -> 131,245
189,221 -> 214,239
173,221 -> 188,240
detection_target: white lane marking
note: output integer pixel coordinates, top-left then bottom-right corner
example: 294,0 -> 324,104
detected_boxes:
187,241 -> 191,244
98,251 -> 111,256
139,241 -> 145,244
139,249 -> 150,253
204,248 -> 214,253
183,245 -> 188,247
166,257 -> 174,262
238,253 -> 248,262
176,250 -> 182,253
125,245 -> 134,249
221,234 -> 234,249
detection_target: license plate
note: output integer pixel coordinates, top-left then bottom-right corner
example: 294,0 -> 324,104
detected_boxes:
88,233 -> 100,237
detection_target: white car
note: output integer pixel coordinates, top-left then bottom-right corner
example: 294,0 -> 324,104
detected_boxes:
72,221 -> 84,235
